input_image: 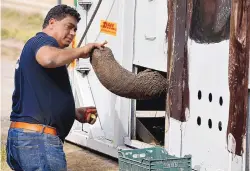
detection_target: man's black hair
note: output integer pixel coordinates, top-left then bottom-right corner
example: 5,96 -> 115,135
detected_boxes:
43,4 -> 81,29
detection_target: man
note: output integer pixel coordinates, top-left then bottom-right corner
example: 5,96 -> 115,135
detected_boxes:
6,4 -> 106,171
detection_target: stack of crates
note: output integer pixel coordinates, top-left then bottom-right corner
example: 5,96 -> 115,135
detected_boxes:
118,147 -> 192,171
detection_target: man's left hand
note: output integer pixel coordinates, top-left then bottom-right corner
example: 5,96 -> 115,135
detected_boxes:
75,107 -> 98,124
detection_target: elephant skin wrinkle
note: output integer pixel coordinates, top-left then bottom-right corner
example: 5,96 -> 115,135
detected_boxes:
90,47 -> 167,100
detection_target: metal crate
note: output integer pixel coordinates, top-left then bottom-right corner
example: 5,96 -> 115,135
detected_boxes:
118,147 -> 192,171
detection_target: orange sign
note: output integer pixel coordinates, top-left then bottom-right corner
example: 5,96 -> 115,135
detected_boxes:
100,20 -> 117,36
69,36 -> 76,69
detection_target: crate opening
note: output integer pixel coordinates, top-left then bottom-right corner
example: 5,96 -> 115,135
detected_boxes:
132,66 -> 166,147
135,117 -> 165,146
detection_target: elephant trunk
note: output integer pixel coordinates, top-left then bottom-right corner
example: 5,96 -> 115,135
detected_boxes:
90,47 -> 167,100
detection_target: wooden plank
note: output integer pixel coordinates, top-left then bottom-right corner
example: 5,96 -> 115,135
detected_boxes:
227,0 -> 250,156
166,0 -> 191,122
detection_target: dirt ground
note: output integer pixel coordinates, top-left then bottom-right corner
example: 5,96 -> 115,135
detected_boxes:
1,0 -> 119,170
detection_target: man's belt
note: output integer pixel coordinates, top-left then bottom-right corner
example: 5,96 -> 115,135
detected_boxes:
10,122 -> 57,136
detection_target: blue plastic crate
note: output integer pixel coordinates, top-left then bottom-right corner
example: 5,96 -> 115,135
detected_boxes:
118,147 -> 192,171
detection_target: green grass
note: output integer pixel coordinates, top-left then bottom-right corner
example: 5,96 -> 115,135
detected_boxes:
1,142 -> 11,171
1,8 -> 43,42
1,143 -> 7,168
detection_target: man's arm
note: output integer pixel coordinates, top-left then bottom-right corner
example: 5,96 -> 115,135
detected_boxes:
36,42 -> 107,68
36,46 -> 87,68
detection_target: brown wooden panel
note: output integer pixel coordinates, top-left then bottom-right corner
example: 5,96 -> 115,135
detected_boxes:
166,0 -> 191,122
227,0 -> 250,156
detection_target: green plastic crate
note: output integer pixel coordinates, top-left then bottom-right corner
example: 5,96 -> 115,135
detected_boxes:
118,147 -> 192,171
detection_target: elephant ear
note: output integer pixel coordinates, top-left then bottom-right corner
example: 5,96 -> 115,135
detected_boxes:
89,47 -> 168,100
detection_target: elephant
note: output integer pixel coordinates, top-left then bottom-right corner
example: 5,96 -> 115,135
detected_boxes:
88,0 -> 232,101
90,47 -> 168,100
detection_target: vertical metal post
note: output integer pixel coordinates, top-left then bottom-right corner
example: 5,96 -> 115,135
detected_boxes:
131,66 -> 138,140
246,90 -> 250,171
57,0 -> 61,5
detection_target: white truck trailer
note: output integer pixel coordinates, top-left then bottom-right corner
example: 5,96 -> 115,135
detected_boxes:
66,0 -> 250,170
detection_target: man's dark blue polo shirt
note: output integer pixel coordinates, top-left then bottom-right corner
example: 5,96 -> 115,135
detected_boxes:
10,32 -> 75,140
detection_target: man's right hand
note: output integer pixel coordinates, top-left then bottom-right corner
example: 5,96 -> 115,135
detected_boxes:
81,40 -> 108,58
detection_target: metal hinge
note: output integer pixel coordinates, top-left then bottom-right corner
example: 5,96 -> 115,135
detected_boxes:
78,0 -> 92,11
